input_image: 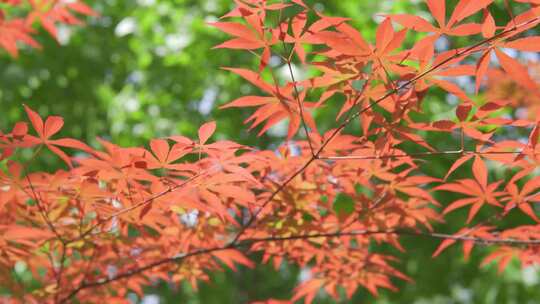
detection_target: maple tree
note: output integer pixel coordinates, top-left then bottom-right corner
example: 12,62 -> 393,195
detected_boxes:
1,0 -> 540,303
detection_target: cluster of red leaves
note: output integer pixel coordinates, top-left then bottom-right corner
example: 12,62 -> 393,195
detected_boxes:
0,0 -> 96,57
1,0 -> 540,303
210,0 -> 540,300
1,107 -> 263,302
485,61 -> 540,119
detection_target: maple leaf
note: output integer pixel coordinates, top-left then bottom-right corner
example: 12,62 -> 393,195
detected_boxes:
434,156 -> 503,223
0,17 -> 40,57
211,6 -> 280,71
399,30 -> 478,98
211,249 -> 254,271
469,20 -> 540,93
143,139 -> 190,170
427,102 -> 501,150
282,11 -> 350,63
0,161 -> 24,207
170,121 -> 244,158
388,174 -> 440,205
390,0 -> 492,37
436,156 -> 505,223
481,246 -> 517,273
432,225 -> 495,259
23,105 -> 92,166
3,225 -> 54,240
219,68 -> 317,139
291,278 -> 325,304
503,175 -> 540,222
27,0 -> 97,41
283,12 -> 309,63
315,18 -> 412,82
220,0 -> 291,20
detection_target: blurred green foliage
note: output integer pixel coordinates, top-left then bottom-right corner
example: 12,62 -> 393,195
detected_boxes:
1,0 -> 540,303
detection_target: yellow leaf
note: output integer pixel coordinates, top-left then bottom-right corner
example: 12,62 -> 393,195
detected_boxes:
67,240 -> 85,249
208,217 -> 221,226
170,206 -> 185,214
44,283 -> 58,294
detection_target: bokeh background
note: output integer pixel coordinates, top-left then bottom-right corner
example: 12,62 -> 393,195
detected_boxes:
1,0 -> 540,303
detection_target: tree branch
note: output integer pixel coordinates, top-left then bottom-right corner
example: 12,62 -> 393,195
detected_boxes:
60,226 -> 540,302
230,15 -> 540,246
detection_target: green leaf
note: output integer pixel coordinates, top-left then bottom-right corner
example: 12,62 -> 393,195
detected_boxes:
352,79 -> 366,91
333,193 -> 355,215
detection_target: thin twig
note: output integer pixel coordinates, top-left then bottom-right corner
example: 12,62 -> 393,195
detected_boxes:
319,149 -> 536,161
278,5 -> 316,156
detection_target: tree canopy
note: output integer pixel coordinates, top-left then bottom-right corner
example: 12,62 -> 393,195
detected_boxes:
1,0 -> 540,303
